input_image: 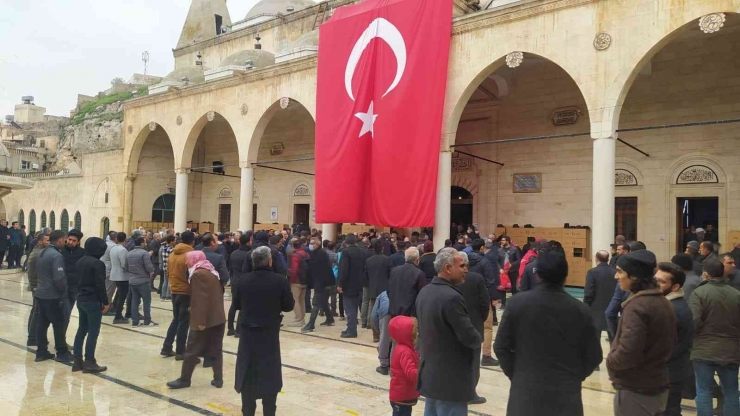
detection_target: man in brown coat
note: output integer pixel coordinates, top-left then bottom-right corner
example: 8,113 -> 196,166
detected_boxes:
607,250 -> 676,416
167,250 -> 227,389
161,231 -> 195,358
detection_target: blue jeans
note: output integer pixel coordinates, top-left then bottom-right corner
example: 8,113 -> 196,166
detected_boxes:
423,398 -> 467,416
130,283 -> 152,325
74,301 -> 102,360
391,401 -> 413,416
694,360 -> 740,416
343,293 -> 361,335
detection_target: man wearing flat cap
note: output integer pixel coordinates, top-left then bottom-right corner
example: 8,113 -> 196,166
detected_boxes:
607,250 -> 676,416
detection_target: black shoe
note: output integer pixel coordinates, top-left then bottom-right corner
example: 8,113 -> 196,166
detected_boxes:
361,324 -> 368,329
124,315 -> 131,319
166,378 -> 191,389
469,396 -> 487,405
112,317 -> 129,324
301,325 -> 315,333
72,356 -> 84,372
26,340 -> 37,347
227,329 -> 235,336
132,322 -> 139,327
211,379 -> 223,388
234,332 -> 240,338
203,358 -> 213,368
481,356 -> 500,367
160,350 -> 176,358
340,332 -> 357,338
55,352 -> 75,363
319,310 -> 325,317
35,351 -> 55,362
376,366 -> 389,375
82,359 -> 107,374
320,321 -> 335,327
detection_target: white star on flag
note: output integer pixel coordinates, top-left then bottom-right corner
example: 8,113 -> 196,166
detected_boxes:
354,101 -> 378,138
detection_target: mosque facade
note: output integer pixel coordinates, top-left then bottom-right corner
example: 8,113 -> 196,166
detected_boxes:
3,0 -> 740,282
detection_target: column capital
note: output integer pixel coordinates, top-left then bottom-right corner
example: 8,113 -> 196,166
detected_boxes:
175,168 -> 188,175
591,134 -> 616,141
239,161 -> 254,169
125,173 -> 137,182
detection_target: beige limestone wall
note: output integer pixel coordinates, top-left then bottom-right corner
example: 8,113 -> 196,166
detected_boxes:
2,150 -> 125,242
132,127 -> 175,224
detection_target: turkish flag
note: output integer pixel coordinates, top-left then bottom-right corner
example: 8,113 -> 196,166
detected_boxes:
315,0 -> 452,227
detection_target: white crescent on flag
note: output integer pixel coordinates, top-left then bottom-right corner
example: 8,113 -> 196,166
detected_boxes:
344,17 -> 407,101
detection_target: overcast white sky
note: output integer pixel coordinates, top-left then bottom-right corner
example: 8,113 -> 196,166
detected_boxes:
0,0 -> 264,118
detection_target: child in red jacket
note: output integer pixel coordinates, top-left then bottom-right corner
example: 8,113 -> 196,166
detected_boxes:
388,315 -> 420,415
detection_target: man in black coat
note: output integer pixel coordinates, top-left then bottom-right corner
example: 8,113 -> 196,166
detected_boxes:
337,234 -> 365,338
245,232 -> 286,276
200,233 -> 230,288
62,230 -> 86,333
233,246 -> 294,416
364,240 -> 393,341
583,250 -> 617,342
387,247 -> 427,318
303,237 -> 336,332
457,253 -> 490,405
494,251 -> 602,416
228,234 -> 251,337
390,241 -> 407,267
416,248 -> 481,414
655,262 -> 694,416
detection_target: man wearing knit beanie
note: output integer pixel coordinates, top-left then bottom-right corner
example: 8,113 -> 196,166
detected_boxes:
607,250 -> 676,416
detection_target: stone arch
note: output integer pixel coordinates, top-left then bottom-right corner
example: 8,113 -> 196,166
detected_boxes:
49,210 -> 56,230
18,209 -> 24,227
602,10 -> 740,137
291,180 -> 312,198
246,98 -> 316,163
444,52 -> 592,149
29,209 -> 36,233
93,177 -> 121,208
101,217 -> 110,237
61,209 -> 69,232
74,211 -> 81,230
125,122 -> 176,175
180,111 -> 241,170
666,153 -> 727,186
41,210 -> 46,228
451,174 -> 479,197
615,158 -> 645,187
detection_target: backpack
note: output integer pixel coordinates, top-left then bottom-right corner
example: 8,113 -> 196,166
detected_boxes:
290,249 -> 309,285
498,262 -> 512,292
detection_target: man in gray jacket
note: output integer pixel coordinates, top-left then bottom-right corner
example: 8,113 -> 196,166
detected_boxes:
110,232 -> 129,324
34,230 -> 73,362
200,233 -> 230,287
126,236 -> 157,327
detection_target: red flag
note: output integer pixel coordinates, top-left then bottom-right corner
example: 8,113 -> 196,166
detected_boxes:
315,0 -> 452,227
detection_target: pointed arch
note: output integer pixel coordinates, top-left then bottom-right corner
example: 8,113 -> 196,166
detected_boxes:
29,210 -> 36,233
101,217 -> 110,238
125,122 -> 176,175
74,211 -> 82,231
246,98 -> 316,163
40,211 -> 47,229
180,111 -> 241,170
49,211 -> 56,230
18,209 -> 24,227
61,209 -> 70,233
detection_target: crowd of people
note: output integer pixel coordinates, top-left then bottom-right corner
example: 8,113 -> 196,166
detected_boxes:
16,220 -> 740,416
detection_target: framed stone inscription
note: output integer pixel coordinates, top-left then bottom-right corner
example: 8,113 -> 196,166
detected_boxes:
513,172 -> 542,193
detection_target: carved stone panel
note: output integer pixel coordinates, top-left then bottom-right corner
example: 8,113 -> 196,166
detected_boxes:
280,97 -> 290,109
149,122 -> 157,132
699,13 -> 725,34
677,165 -> 718,184
551,107 -> 581,126
452,157 -> 473,171
219,188 -> 232,199
505,51 -> 523,68
293,184 -> 310,196
615,169 -> 637,186
207,111 -> 215,122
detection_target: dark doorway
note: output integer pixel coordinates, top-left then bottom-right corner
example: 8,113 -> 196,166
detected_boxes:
219,204 -> 231,233
450,186 -> 473,231
677,197 -> 719,252
294,204 -> 310,225
253,204 -> 258,228
615,197 -> 638,242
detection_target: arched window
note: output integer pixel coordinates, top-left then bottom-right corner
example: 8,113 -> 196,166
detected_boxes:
152,194 -> 176,223
29,210 -> 36,233
101,217 -> 110,237
49,211 -> 56,230
18,210 -> 24,227
74,211 -> 81,230
61,210 -> 69,233
41,211 -> 47,228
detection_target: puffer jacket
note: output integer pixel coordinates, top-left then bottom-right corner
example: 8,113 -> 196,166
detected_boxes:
689,278 -> 740,364
125,246 -> 154,286
389,315 -> 420,404
468,251 -> 499,300
168,243 -> 194,295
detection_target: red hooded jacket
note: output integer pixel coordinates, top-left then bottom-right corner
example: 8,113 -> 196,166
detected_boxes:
389,316 -> 420,403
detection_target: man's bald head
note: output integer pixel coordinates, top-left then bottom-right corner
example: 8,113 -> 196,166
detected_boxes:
595,250 -> 610,263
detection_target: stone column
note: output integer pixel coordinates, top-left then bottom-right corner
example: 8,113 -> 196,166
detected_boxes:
122,174 -> 136,233
174,169 -> 189,232
321,223 -> 337,242
239,164 -> 254,231
591,136 -> 616,258
433,150 -> 452,252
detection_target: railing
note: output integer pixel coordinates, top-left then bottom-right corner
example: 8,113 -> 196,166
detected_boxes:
12,169 -> 81,179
